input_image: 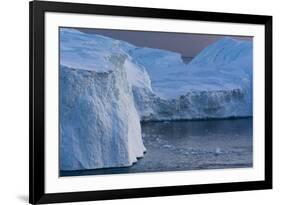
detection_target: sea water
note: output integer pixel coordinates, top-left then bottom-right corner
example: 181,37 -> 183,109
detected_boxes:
61,118 -> 252,176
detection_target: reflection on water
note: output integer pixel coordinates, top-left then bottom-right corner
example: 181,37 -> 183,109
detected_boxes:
61,118 -> 253,177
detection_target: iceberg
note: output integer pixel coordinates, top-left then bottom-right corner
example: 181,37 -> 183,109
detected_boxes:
60,29 -> 145,171
129,37 -> 253,120
59,28 -> 253,170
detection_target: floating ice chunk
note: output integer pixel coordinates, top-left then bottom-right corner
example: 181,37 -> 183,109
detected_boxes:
215,148 -> 223,155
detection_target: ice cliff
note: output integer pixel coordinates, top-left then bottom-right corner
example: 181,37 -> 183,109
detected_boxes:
60,29 -> 145,171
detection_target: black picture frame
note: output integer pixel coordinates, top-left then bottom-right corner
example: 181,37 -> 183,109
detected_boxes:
29,0 -> 272,204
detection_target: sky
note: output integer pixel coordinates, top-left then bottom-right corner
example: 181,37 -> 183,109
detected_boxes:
78,28 -> 252,57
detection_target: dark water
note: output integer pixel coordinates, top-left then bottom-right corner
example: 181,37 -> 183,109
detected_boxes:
61,118 -> 253,177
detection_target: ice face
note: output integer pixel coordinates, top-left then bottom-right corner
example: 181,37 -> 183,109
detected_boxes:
60,63 -> 146,171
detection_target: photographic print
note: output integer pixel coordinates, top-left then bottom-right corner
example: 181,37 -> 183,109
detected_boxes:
59,27 -> 253,177
30,1 -> 272,203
